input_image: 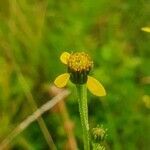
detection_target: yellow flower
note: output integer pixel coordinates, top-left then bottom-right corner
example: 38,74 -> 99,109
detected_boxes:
141,27 -> 150,32
54,52 -> 106,96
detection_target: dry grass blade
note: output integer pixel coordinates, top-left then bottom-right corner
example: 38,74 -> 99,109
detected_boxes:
0,89 -> 70,150
49,85 -> 78,150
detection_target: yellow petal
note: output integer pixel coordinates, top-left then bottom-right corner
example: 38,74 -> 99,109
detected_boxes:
141,27 -> 150,33
60,52 -> 70,64
87,76 -> 106,96
54,73 -> 70,88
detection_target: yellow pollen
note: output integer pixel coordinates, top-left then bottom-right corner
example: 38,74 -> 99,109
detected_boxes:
68,52 -> 93,72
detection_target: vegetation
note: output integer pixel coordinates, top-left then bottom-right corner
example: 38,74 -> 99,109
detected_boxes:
0,0 -> 150,149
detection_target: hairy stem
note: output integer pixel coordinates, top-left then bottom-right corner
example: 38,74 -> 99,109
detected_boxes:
76,84 -> 90,150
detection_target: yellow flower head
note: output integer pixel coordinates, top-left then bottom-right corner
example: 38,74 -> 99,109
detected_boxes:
67,52 -> 93,84
68,52 -> 93,72
141,27 -> 150,33
54,52 -> 106,96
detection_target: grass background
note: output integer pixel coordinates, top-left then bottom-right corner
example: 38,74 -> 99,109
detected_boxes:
0,0 -> 150,149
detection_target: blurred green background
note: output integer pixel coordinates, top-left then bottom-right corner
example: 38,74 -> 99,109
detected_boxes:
0,0 -> 150,149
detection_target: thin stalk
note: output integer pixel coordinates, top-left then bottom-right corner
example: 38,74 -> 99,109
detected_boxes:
16,68 -> 57,150
1,41 -> 57,149
76,84 -> 90,150
0,89 -> 69,150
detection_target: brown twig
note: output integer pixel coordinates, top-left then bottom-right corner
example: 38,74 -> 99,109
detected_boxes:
49,85 -> 78,150
0,89 -> 70,150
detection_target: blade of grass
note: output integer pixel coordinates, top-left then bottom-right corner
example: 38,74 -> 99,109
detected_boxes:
0,88 -> 70,150
0,41 -> 57,150
1,0 -> 57,149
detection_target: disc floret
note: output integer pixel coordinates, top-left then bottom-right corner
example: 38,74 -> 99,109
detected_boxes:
68,52 -> 93,72
67,52 -> 93,84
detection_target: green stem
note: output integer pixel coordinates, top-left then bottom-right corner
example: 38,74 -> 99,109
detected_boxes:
76,84 -> 90,150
